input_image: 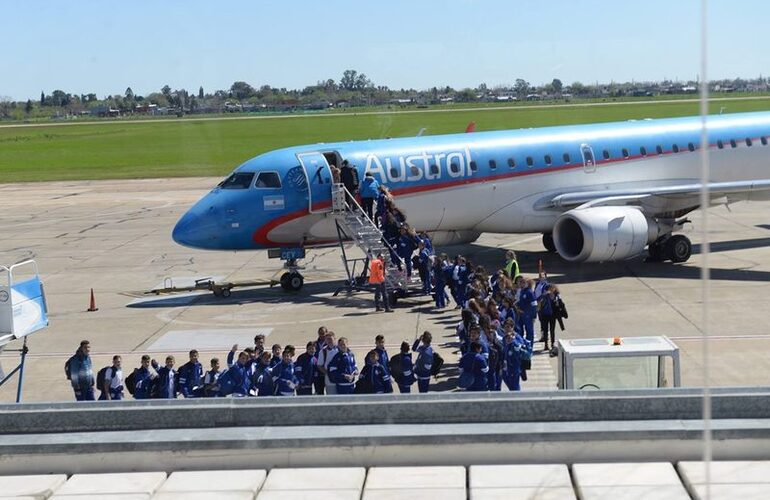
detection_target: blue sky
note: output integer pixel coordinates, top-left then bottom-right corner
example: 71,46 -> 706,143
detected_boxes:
3,0 -> 769,101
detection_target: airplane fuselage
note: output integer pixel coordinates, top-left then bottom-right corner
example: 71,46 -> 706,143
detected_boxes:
173,111 -> 770,252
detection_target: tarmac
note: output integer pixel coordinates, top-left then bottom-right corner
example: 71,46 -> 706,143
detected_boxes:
0,177 -> 768,402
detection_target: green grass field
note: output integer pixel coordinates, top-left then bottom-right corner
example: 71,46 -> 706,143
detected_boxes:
1,97 -> 769,182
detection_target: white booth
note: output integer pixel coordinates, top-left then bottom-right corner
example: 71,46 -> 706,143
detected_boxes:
557,336 -> 681,390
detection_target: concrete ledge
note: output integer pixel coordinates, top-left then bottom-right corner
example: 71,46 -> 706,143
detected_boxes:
1,387 -> 770,435
2,420 -> 770,475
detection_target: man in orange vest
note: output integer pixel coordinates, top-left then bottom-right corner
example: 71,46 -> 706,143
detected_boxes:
370,252 -> 392,312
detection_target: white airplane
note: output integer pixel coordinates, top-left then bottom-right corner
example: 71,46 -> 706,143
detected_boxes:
173,111 -> 770,289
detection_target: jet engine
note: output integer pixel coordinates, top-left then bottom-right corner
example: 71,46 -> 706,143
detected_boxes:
553,207 -> 665,262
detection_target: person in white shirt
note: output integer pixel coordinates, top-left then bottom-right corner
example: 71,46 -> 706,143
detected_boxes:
100,355 -> 124,400
316,332 -> 339,395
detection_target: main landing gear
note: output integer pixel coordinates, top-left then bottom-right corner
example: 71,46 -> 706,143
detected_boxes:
647,234 -> 693,263
542,233 -> 557,253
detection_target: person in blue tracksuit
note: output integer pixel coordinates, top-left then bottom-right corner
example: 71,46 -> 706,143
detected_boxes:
432,258 -> 446,309
397,227 -> 418,278
502,332 -> 529,391
274,346 -> 298,396
67,340 -> 95,401
417,241 -> 432,295
219,351 -> 252,397
469,342 -> 490,392
359,350 -> 393,394
465,324 -> 489,363
516,278 -> 538,344
269,344 -> 282,370
132,355 -> 157,400
295,342 -> 317,396
485,330 -> 504,391
177,349 -> 204,398
329,337 -> 358,394
452,257 -> 468,308
457,341 -> 482,391
358,171 -> 380,221
374,334 -> 390,380
254,351 -> 275,396
313,327 -> 328,395
390,341 -> 415,393
375,186 -> 391,228
412,331 -> 434,393
152,356 -> 177,399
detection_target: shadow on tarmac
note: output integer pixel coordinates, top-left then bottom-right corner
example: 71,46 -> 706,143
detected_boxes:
128,234 -> 770,310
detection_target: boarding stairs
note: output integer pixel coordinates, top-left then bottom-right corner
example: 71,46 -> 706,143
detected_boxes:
331,183 -> 407,296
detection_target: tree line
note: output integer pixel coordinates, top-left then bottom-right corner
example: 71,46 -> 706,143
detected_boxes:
1,70 -> 768,121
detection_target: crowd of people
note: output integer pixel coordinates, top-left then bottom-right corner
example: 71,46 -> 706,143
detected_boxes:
65,251 -> 567,401
64,163 -> 568,401
64,329 -> 443,401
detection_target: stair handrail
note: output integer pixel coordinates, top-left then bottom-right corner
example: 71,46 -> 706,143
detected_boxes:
332,183 -> 405,269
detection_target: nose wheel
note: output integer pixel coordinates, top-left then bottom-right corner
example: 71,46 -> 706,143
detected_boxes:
280,271 -> 304,291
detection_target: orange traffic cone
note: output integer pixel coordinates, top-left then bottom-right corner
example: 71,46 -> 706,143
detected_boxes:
538,259 -> 544,275
87,288 -> 99,312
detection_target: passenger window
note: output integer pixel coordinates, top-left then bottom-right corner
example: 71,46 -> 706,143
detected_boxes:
656,145 -> 663,154
430,164 -> 439,175
470,161 -> 478,172
450,162 -> 461,174
688,142 -> 695,152
526,156 -> 534,167
762,137 -> 768,146
717,140 -> 724,149
640,147 -> 647,156
602,150 -> 610,160
622,148 -> 629,158
488,160 -> 496,170
390,167 -> 400,178
507,158 -> 516,168
746,138 -> 752,147
563,153 -> 570,163
730,139 -> 737,148
409,165 -> 420,176
672,144 -> 680,153
220,172 -> 255,189
544,154 -> 552,166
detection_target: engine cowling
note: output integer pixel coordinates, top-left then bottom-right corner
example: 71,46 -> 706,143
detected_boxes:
426,230 -> 482,246
553,207 -> 663,262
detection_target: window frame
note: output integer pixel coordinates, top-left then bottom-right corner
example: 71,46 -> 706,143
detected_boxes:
219,171 -> 256,190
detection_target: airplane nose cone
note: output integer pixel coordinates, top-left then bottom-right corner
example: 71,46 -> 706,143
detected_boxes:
172,206 -> 220,249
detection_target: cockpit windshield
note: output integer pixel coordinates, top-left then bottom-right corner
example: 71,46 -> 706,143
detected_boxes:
218,172 -> 255,189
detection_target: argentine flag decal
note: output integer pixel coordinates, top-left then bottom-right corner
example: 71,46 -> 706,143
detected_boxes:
263,195 -> 285,211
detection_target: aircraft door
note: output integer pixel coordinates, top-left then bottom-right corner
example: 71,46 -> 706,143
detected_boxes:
581,143 -> 597,173
297,152 -> 333,213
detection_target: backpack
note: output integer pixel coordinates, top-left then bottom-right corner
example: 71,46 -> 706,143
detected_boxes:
125,370 -> 137,396
430,352 -> 444,377
64,356 -> 74,380
389,354 -> 403,384
354,369 -> 374,394
96,366 -> 112,391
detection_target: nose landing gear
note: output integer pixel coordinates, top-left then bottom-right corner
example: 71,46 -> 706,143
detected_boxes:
267,248 -> 307,292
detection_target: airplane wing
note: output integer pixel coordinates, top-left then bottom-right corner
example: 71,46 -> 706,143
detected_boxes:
544,179 -> 770,217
